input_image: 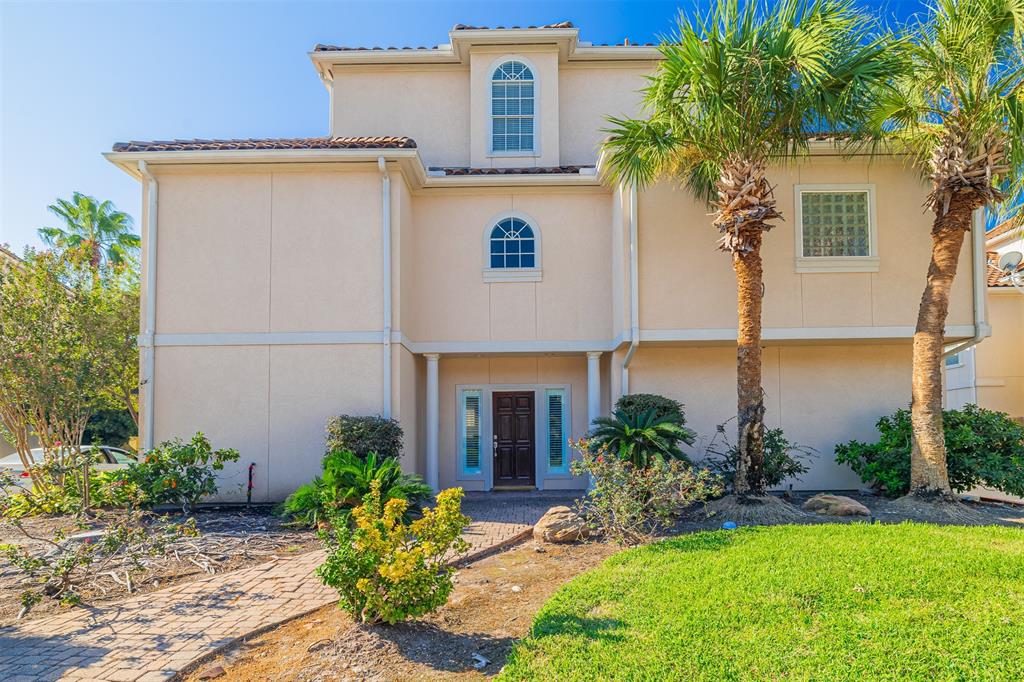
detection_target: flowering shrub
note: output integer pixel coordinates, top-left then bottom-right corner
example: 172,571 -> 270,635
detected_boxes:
571,439 -> 722,545
316,481 -> 469,624
116,433 -> 239,513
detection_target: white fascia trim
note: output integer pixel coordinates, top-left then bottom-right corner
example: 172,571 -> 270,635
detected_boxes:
399,333 -> 626,355
640,325 -> 980,342
153,331 -> 385,347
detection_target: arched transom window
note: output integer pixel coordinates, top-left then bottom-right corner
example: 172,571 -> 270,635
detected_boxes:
491,61 -> 535,153
489,217 -> 535,269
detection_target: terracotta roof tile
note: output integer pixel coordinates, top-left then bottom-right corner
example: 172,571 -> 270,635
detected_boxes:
451,22 -> 574,31
111,136 -> 416,153
430,165 -> 593,176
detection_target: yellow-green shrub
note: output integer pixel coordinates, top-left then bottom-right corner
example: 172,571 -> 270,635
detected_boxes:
315,481 -> 469,624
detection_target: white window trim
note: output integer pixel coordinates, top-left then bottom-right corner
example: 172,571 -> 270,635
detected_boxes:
454,383 -> 574,489
457,388 -> 484,478
794,184 -> 879,273
486,55 -> 540,158
945,351 -> 964,369
482,210 -> 542,282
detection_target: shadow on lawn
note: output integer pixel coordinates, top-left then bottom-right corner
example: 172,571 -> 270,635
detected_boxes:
530,614 -> 626,644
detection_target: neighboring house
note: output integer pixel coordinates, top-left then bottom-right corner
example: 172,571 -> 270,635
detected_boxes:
105,23 -> 988,502
946,219 -> 1024,421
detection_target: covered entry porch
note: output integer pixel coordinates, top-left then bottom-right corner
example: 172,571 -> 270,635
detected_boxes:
420,352 -> 607,492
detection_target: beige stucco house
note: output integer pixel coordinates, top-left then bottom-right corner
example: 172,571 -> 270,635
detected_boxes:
105,23 -> 989,502
946,219 -> 1023,421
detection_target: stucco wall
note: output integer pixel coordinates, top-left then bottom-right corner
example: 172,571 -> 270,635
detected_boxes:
407,190 -> 614,343
636,158 -> 974,333
628,343 -> 914,491
977,292 -> 1024,419
331,67 -> 471,167
558,64 -> 650,166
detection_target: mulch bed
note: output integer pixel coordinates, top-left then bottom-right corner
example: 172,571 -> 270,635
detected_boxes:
0,507 -> 318,626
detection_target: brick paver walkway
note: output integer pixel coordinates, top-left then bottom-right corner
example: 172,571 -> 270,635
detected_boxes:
0,491 -> 578,681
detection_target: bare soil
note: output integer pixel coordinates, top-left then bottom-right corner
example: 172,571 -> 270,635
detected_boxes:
0,507 -> 318,625
183,540 -> 616,682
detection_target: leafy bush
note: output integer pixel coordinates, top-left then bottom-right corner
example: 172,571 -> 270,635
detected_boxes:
325,415 -> 404,461
84,409 -> 137,449
702,420 -> 815,491
835,405 -> 1024,498
571,439 -> 722,545
117,433 -> 239,512
316,481 -> 469,624
282,450 -> 432,528
2,466 -> 142,519
615,393 -> 686,424
589,409 -> 696,467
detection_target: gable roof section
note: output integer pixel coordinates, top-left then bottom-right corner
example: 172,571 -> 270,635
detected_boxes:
112,136 -> 416,153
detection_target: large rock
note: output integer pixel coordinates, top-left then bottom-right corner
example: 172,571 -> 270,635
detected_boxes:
802,493 -> 870,517
533,506 -> 589,543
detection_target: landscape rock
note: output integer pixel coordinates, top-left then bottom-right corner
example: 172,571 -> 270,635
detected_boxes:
802,494 -> 870,517
533,506 -> 589,543
197,665 -> 225,680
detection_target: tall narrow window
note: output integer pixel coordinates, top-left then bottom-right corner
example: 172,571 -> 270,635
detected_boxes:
547,389 -> 568,474
491,61 -> 535,153
489,218 -> 536,269
460,389 -> 482,475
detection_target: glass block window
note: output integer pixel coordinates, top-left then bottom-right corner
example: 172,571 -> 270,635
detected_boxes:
492,61 -> 535,153
800,190 -> 871,257
489,217 -> 536,269
547,389 -> 568,474
460,389 -> 482,475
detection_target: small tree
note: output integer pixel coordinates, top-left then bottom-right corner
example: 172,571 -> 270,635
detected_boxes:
0,249 -> 136,507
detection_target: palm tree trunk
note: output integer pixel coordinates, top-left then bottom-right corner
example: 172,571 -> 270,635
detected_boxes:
909,193 -> 975,496
733,238 -> 766,497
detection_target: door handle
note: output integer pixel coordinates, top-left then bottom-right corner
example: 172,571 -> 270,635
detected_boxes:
492,433 -> 498,455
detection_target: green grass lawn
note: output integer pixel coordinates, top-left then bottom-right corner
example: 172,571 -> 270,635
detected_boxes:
501,524 -> 1024,681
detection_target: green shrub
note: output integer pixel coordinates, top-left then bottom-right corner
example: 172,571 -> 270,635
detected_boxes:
316,481 -> 469,624
325,415 -> 404,461
588,409 -> 696,467
571,439 -> 722,545
83,409 -> 137,449
703,421 -> 814,491
281,450 -> 432,528
117,432 -> 239,512
835,405 -> 1024,497
614,393 -> 686,424
1,456 -> 144,519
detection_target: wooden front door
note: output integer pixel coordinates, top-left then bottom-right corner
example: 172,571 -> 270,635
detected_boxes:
492,391 -> 535,487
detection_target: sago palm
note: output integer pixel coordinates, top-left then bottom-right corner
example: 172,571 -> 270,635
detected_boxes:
589,409 -> 695,467
872,0 -> 1024,499
603,0 -> 892,498
39,192 -> 139,268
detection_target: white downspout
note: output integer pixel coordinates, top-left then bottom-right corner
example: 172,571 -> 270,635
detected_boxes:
943,208 -> 989,358
138,160 -> 158,452
378,157 -> 393,418
621,183 -> 640,394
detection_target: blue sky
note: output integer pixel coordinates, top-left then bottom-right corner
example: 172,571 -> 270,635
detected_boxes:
1,0 -> 928,253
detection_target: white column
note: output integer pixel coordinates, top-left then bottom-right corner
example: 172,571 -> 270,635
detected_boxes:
586,352 -> 602,432
424,353 -> 440,493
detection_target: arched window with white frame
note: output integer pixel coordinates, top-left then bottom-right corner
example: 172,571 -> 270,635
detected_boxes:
491,60 -> 535,154
483,214 -> 541,282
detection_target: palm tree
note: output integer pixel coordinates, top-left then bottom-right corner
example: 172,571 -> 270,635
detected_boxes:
603,0 -> 891,501
39,192 -> 139,268
589,409 -> 695,467
872,0 -> 1023,500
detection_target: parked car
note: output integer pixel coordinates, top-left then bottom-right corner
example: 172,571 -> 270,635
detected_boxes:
0,446 -> 136,489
